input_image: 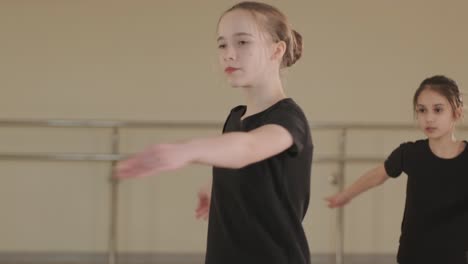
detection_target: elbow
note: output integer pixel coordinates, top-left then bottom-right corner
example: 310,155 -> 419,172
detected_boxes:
226,158 -> 250,169
229,162 -> 247,169
371,165 -> 389,187
374,173 -> 389,186
229,136 -> 257,169
374,178 -> 386,187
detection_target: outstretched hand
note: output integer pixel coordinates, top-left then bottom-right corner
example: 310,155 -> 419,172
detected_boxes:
114,143 -> 192,179
324,192 -> 351,208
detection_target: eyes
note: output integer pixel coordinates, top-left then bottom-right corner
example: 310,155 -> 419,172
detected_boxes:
217,40 -> 250,49
416,106 -> 444,114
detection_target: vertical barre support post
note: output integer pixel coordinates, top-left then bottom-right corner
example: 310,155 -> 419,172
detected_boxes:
108,127 -> 120,264
335,128 -> 347,264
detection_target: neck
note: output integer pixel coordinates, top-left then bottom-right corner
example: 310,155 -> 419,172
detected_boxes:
241,75 -> 286,118
428,132 -> 465,158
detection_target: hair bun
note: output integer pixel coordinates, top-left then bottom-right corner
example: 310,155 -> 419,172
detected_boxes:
285,30 -> 303,67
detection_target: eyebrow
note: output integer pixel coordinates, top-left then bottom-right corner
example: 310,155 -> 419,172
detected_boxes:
217,32 -> 254,42
416,103 -> 445,107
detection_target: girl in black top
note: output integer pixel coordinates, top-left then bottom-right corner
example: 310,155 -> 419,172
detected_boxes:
115,2 -> 313,264
326,75 -> 468,264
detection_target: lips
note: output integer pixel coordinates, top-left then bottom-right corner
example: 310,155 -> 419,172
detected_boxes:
425,127 -> 436,133
224,67 -> 239,74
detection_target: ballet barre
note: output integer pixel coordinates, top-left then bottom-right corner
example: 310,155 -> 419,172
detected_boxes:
1,119 -> 467,264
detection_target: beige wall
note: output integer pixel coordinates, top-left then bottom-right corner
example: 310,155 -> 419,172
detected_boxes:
1,0 -> 468,255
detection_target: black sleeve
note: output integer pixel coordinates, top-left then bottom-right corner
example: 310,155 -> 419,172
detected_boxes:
384,143 -> 407,178
264,107 -> 308,156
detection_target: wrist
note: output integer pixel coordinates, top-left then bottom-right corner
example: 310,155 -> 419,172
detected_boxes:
182,139 -> 203,164
341,190 -> 354,201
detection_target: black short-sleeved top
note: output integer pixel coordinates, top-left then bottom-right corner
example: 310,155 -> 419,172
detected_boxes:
205,98 -> 313,264
384,139 -> 468,264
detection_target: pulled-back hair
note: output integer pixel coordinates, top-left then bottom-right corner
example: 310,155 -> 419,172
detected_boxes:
413,75 -> 463,116
221,1 -> 303,68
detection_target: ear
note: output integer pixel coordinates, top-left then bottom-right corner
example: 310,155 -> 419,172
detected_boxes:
271,40 -> 286,63
453,106 -> 464,121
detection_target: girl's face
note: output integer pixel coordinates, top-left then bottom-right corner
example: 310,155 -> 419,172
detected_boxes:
415,88 -> 461,140
217,10 -> 278,88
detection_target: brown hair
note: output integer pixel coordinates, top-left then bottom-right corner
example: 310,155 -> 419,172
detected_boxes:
221,1 -> 303,68
413,75 -> 463,117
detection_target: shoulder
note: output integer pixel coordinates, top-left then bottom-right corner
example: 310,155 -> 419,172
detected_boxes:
265,98 -> 308,121
276,98 -> 305,114
393,139 -> 428,156
400,139 -> 427,150
385,140 -> 427,177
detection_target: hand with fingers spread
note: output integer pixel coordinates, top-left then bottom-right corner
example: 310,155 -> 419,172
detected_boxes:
195,181 -> 212,221
114,143 -> 193,179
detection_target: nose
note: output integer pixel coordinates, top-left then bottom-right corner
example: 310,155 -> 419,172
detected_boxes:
425,112 -> 435,123
223,46 -> 236,61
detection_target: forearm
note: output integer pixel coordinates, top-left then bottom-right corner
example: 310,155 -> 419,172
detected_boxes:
341,165 -> 388,200
115,130 -> 281,179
